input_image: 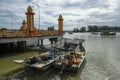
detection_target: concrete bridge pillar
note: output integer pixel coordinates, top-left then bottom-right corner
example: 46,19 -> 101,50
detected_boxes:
7,42 -> 17,51
40,39 -> 43,46
49,38 -> 58,48
50,40 -> 54,49
0,43 -> 11,53
17,41 -> 26,51
37,39 -> 40,46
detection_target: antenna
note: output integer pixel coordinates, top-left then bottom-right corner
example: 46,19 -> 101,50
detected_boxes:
8,10 -> 13,30
32,2 -> 40,30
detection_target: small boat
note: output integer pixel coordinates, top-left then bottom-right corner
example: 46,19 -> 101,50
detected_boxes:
14,51 -> 59,70
54,38 -> 86,72
91,32 -> 99,35
100,31 -> 116,35
69,32 -> 73,34
13,38 -> 70,70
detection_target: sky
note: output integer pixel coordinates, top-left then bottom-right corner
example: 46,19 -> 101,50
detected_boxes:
0,0 -> 120,30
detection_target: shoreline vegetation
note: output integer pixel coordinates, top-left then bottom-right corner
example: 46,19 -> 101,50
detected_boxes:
0,52 -> 39,76
71,25 -> 120,32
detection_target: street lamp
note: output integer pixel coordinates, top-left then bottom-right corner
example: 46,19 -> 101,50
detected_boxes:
8,10 -> 13,30
32,2 -> 40,30
32,2 -> 41,52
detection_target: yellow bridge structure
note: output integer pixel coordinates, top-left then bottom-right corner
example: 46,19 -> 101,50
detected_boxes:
0,6 -> 64,38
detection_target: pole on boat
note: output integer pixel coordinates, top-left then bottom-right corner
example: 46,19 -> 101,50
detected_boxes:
53,47 -> 56,60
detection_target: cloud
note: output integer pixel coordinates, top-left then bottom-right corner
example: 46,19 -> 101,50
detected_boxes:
0,0 -> 120,30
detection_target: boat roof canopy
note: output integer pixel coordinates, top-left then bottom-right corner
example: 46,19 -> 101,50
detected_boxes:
63,38 -> 85,44
54,38 -> 85,51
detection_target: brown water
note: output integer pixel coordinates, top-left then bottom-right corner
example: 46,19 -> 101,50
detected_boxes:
7,33 -> 120,80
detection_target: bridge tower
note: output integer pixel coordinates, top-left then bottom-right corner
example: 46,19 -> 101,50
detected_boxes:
58,15 -> 64,34
25,6 -> 36,36
21,19 -> 27,31
1,28 -> 6,37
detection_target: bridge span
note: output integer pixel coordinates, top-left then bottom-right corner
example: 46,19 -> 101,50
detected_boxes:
0,35 -> 63,53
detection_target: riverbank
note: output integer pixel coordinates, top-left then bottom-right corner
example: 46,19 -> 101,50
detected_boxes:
0,52 -> 39,76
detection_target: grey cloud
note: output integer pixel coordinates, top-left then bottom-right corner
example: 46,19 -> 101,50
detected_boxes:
43,22 -> 56,26
63,13 -> 80,16
59,0 -> 109,9
88,9 -> 120,25
89,11 -> 112,19
82,0 -> 109,9
44,11 -> 53,15
0,0 -> 120,30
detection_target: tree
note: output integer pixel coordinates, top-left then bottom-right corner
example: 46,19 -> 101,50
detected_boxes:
80,27 -> 86,32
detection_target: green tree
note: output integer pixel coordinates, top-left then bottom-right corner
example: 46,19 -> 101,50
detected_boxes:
80,27 -> 86,32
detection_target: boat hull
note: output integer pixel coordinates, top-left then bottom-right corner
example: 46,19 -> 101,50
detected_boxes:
100,32 -> 116,35
13,52 -> 59,70
54,52 -> 86,72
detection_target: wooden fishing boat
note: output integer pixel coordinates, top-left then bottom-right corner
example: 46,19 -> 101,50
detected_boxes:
91,32 -> 99,35
69,32 -> 73,34
14,51 -> 59,70
14,38 -> 86,71
100,31 -> 116,35
54,38 -> 86,72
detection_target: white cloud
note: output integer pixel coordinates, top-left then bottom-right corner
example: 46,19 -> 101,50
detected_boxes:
107,0 -> 119,10
0,0 -> 120,30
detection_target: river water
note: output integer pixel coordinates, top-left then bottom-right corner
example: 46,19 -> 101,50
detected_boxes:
8,33 -> 120,80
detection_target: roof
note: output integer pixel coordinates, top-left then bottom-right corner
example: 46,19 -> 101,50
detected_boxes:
59,15 -> 63,19
27,5 -> 33,12
63,38 -> 85,44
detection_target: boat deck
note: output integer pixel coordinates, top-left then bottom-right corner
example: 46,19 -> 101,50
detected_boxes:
54,52 -> 86,72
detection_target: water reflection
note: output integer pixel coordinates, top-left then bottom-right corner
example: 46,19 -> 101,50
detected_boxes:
100,35 -> 116,39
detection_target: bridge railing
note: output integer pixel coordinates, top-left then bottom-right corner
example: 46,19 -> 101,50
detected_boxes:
0,29 -> 63,38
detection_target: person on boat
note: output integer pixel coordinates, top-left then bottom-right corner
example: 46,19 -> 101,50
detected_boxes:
61,57 -> 68,70
79,42 -> 85,52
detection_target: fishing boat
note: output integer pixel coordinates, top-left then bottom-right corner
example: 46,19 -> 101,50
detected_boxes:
91,32 -> 99,35
14,51 -> 59,70
100,31 -> 116,35
13,38 -> 68,70
69,31 -> 73,34
54,38 -> 86,72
